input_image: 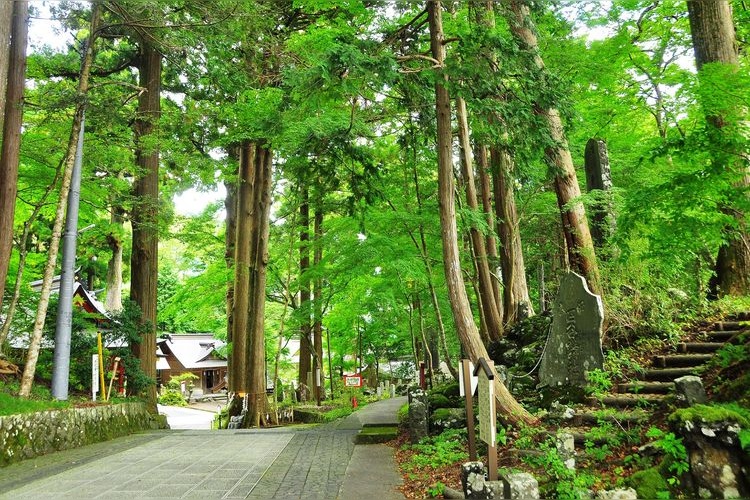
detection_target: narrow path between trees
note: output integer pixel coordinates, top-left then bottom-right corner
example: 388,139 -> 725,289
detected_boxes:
0,397 -> 406,499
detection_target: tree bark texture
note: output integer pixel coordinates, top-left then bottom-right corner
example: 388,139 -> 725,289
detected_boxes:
490,146 -> 534,324
0,1 -> 28,316
229,142 -> 253,395
0,0 -> 15,132
19,3 -> 97,397
224,145 -> 239,353
687,0 -> 750,297
457,97 -> 503,341
129,41 -> 161,411
246,144 -> 272,426
105,208 -> 124,312
428,0 -> 535,425
298,186 -> 312,401
501,0 -> 601,295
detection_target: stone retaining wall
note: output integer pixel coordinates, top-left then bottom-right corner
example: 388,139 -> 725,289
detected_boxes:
0,403 -> 167,467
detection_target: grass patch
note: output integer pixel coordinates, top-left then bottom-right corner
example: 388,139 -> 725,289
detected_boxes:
0,391 -> 70,416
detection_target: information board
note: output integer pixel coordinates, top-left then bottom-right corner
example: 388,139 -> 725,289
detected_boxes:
477,367 -> 496,445
344,375 -> 362,387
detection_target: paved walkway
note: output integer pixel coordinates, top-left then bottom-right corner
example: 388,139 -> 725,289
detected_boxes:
0,397 -> 406,500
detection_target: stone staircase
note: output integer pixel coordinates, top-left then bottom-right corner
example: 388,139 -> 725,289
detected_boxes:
598,317 -> 748,408
524,315 -> 747,491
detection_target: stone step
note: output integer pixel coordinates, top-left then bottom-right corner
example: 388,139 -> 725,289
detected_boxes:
572,409 -> 649,426
644,367 -> 701,381
355,425 -> 399,444
617,381 -> 675,394
704,330 -> 744,342
677,342 -> 724,353
587,394 -> 666,408
711,320 -> 748,330
653,354 -> 713,368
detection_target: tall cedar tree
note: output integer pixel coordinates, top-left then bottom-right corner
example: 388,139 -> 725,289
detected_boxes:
427,0 -> 535,425
0,1 -> 28,317
130,41 -> 162,411
687,0 -> 750,296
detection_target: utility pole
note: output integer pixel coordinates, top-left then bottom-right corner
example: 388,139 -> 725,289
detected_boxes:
51,116 -> 85,400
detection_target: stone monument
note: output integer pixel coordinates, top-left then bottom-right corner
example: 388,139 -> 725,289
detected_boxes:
539,271 -> 604,388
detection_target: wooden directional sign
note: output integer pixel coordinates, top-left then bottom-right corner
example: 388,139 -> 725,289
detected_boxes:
474,358 -> 496,446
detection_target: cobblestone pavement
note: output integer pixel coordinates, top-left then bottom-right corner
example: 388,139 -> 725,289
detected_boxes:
0,397 -> 406,499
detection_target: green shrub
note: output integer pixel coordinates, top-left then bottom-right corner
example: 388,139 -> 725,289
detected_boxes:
428,393 -> 451,409
322,406 -> 354,421
402,428 -> 468,470
398,403 -> 409,424
158,389 -> 187,407
626,467 -> 670,499
428,382 -> 461,407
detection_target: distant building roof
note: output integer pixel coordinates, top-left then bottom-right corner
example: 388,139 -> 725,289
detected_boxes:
8,282 -> 110,349
157,334 -> 227,370
28,276 -> 110,319
156,345 -> 171,370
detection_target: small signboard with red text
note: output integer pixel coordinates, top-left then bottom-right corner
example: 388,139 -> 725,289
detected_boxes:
344,374 -> 362,388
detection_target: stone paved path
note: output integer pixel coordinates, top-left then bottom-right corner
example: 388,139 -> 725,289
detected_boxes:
0,397 -> 406,500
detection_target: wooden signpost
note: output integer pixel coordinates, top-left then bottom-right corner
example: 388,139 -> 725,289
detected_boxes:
474,358 -> 497,481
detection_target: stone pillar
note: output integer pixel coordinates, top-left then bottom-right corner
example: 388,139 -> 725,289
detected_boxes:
584,138 -> 615,248
501,473 -> 539,499
556,431 -> 575,470
461,462 -> 494,499
407,386 -> 428,443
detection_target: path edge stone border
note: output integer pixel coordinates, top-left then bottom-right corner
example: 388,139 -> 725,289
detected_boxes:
0,402 -> 167,467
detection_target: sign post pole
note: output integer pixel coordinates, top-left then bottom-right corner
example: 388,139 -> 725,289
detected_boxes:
475,358 -> 497,481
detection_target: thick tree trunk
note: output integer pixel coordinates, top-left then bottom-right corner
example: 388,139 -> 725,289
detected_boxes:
229,141 -> 253,396
105,208 -> 124,312
456,97 -> 503,341
687,0 -> 750,297
246,144 -> 272,426
0,1 -> 28,316
298,186 -> 312,401
312,205 -> 324,402
428,0 -> 535,425
490,146 -> 534,324
19,4 -> 97,397
224,145 -> 238,356
501,0 -> 601,295
129,41 -> 161,411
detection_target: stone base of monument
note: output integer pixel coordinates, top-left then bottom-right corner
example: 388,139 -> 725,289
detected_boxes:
538,383 -> 588,406
460,462 -> 541,499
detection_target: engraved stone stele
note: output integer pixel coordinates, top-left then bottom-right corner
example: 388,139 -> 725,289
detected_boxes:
539,271 -> 604,387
